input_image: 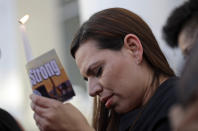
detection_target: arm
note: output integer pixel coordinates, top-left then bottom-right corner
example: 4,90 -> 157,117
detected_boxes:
30,94 -> 94,131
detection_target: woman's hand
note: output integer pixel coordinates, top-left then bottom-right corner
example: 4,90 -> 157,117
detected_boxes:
30,94 -> 94,131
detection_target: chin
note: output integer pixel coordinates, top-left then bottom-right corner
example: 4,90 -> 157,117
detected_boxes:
114,106 -> 132,114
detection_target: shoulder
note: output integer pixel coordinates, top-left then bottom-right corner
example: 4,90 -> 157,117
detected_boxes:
155,77 -> 179,104
157,77 -> 179,107
135,77 -> 179,131
119,77 -> 179,131
146,77 -> 179,117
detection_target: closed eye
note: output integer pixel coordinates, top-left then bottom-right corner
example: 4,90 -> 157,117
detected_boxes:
83,77 -> 88,81
96,66 -> 103,77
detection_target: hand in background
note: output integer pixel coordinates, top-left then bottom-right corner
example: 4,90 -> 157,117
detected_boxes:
30,94 -> 94,131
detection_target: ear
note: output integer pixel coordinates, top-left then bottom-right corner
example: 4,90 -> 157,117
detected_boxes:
123,34 -> 143,64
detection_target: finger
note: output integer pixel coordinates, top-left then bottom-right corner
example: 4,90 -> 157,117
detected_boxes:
34,113 -> 41,129
34,113 -> 48,131
31,102 -> 47,116
34,113 -> 40,127
30,94 -> 61,108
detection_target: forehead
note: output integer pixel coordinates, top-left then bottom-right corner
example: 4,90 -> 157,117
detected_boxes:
178,30 -> 193,53
75,40 -> 102,74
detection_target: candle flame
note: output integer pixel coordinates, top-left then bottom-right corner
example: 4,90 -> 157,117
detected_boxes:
18,14 -> 30,24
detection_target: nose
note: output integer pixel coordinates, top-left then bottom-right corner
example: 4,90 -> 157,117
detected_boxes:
88,77 -> 103,97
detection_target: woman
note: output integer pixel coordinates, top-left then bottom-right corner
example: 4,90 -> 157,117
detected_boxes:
30,8 -> 177,131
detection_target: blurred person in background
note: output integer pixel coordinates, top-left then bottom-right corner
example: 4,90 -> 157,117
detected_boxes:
0,108 -> 23,131
169,41 -> 198,131
163,1 -> 198,130
163,0 -> 198,57
30,8 -> 178,131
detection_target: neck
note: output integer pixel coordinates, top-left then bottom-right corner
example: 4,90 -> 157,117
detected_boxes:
142,72 -> 169,106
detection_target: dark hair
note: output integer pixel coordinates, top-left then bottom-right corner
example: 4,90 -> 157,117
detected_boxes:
163,0 -> 198,48
177,40 -> 198,108
70,8 -> 175,131
0,108 -> 23,131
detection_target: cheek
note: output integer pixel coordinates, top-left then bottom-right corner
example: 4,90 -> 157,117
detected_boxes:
100,70 -> 117,90
101,61 -> 127,88
101,61 -> 135,93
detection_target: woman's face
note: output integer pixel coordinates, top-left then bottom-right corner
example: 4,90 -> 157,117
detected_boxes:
75,39 -> 146,113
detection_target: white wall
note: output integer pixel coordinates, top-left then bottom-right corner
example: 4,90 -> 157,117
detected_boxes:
0,0 -> 25,122
78,0 -> 185,74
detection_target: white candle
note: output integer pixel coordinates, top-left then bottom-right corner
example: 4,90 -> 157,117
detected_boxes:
18,15 -> 33,62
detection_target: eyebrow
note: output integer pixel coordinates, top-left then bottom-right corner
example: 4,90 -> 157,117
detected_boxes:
83,61 -> 101,81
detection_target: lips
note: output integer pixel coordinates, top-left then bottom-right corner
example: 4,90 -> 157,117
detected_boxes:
100,94 -> 114,108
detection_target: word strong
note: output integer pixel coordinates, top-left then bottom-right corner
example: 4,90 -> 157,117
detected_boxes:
29,60 -> 61,86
